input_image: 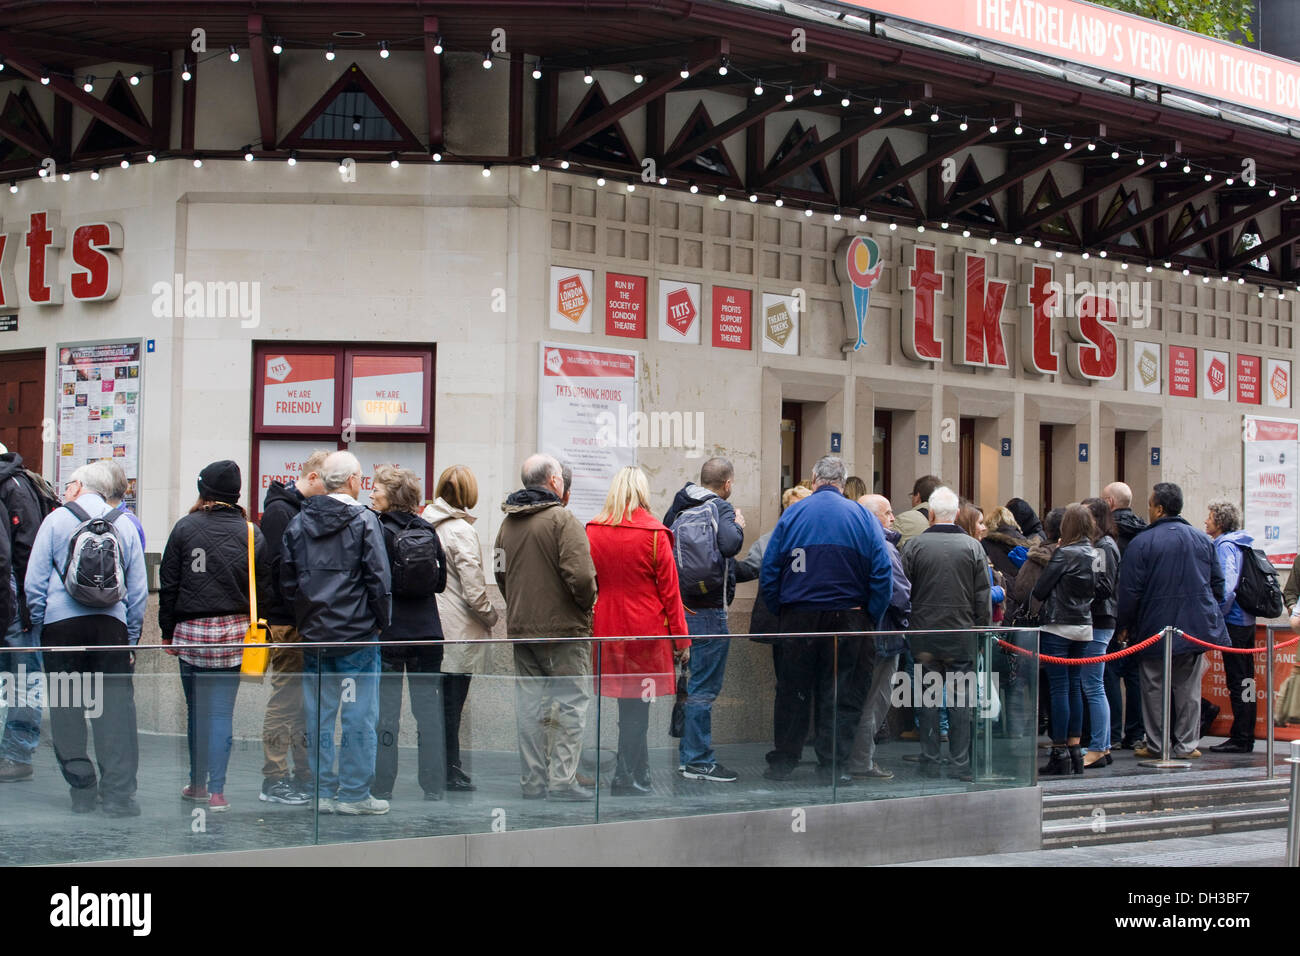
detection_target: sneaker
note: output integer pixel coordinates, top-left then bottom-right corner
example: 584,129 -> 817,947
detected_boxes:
1176,749 -> 1202,759
208,793 -> 230,812
181,784 -> 210,802
681,762 -> 738,782
316,797 -> 336,814
336,795 -> 390,815
851,766 -> 894,780
260,778 -> 310,805
0,758 -> 33,782
1133,745 -> 1162,759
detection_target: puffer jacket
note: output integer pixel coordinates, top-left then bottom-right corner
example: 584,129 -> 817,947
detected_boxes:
159,504 -> 270,639
1032,540 -> 1099,633
375,509 -> 445,644
1091,534 -> 1120,629
280,493 -> 392,652
494,487 -> 597,639
423,497 -> 499,673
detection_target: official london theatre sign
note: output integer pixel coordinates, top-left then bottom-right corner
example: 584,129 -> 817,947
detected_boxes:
0,211 -> 124,313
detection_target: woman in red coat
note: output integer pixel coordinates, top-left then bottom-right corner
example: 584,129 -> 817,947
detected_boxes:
587,466 -> 690,796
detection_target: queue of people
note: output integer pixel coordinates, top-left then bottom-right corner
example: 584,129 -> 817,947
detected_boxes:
0,438 -> 1277,814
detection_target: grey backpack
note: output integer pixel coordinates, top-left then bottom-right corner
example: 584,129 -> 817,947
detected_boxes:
60,502 -> 128,608
672,498 -> 726,602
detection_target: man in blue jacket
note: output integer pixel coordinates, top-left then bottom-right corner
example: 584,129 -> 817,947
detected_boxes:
281,451 -> 392,815
760,456 -> 892,784
1116,482 -> 1229,760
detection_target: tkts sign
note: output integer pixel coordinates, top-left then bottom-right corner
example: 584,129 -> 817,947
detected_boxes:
0,211 -> 124,314
837,237 -> 1119,382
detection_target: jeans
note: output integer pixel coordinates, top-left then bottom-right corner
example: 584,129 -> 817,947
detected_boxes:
679,607 -> 731,768
0,605 -> 42,764
1082,629 -> 1113,752
1104,652 -> 1144,744
375,645 -> 446,796
1222,622 -> 1258,745
178,661 -> 241,794
302,644 -> 381,802
1040,632 -> 1084,741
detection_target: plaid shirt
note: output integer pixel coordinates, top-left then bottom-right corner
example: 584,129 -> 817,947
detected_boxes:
172,615 -> 248,669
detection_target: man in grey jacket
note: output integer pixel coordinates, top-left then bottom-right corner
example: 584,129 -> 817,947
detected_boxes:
900,486 -> 991,778
281,451 -> 392,815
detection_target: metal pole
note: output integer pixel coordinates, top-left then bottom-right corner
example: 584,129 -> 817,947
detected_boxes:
1286,739 -> 1300,867
1139,626 -> 1191,770
1267,627 -> 1276,781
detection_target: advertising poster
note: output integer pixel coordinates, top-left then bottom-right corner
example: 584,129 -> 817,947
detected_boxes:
550,266 -> 594,334
1201,349 -> 1229,402
538,342 -> 639,523
57,341 -> 142,512
712,286 -> 752,350
761,292 -> 800,355
1168,345 -> 1196,398
1130,341 -> 1160,394
1237,355 -> 1262,405
349,354 -> 426,429
256,440 -> 335,513
1266,358 -> 1292,409
657,279 -> 701,344
1202,629 -> 1300,743
261,353 -> 336,429
605,273 -> 647,338
348,441 -> 429,508
1243,416 -> 1299,567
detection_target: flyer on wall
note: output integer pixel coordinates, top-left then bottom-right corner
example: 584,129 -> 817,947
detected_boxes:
1242,415 -> 1298,567
57,341 -> 142,513
538,342 -> 639,523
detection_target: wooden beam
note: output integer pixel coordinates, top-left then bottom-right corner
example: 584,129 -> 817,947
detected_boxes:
543,39 -> 724,156
181,53 -> 196,151
249,15 -> 278,150
661,89 -> 806,170
1090,178 -> 1223,247
0,39 -> 152,145
1165,193 -> 1290,259
853,126 -> 990,205
942,143 -> 1082,218
1225,223 -> 1300,271
424,16 -> 444,150
509,52 -> 524,157
151,52 -> 171,152
755,105 -> 905,190
1018,163 -> 1149,233
0,116 -> 49,157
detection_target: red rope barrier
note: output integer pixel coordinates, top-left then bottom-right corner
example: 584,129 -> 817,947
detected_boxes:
995,631 -> 1165,665
1179,632 -> 1300,653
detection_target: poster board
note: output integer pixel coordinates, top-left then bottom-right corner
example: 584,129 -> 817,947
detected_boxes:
57,340 -> 142,513
1243,415 -> 1299,568
538,342 -> 638,523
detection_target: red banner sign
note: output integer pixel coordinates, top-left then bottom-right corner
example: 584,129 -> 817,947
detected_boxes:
712,286 -> 752,350
605,273 -> 646,338
1237,355 -> 1261,404
1169,345 -> 1197,398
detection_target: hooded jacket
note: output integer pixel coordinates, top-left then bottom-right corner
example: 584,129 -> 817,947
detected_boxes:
1213,529 -> 1257,628
1032,540 -> 1099,634
494,487 -> 597,640
280,493 -> 392,651
1112,508 -> 1148,557
1006,498 -> 1044,543
663,482 -> 744,608
0,453 -> 45,632
375,509 -> 445,644
1009,540 -> 1056,623
423,497 -> 499,673
1116,515 -> 1229,656
259,480 -> 307,627
159,504 -> 270,639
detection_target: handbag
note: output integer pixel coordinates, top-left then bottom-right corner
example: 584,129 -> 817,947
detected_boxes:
1275,665 -> 1300,726
240,521 -> 271,681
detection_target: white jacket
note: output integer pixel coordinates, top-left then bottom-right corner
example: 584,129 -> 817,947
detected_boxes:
421,497 -> 499,673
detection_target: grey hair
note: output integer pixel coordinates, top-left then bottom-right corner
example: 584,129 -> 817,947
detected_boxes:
320,451 -> 362,492
102,459 -> 129,503
561,462 -> 572,496
69,460 -> 117,498
812,455 -> 847,488
1207,499 -> 1241,534
521,453 -> 561,489
929,486 -> 960,522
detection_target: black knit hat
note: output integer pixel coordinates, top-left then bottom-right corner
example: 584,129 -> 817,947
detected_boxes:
198,460 -> 242,504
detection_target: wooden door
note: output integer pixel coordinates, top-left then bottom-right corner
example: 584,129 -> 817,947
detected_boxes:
0,350 -> 45,472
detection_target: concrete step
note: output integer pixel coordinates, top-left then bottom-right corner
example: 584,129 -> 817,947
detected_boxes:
1044,802 -> 1289,847
1043,778 -> 1289,820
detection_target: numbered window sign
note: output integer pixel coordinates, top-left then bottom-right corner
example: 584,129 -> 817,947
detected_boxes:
1000,438 -> 1011,457
1078,443 -> 1089,463
918,434 -> 929,455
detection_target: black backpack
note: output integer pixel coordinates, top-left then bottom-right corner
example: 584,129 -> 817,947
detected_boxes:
1233,544 -> 1285,618
389,515 -> 443,599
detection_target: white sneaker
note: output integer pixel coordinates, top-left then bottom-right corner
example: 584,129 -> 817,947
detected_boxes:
316,797 -> 336,814
336,795 -> 390,815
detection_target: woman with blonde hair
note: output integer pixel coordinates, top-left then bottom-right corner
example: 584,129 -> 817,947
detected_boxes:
422,465 -> 499,792
586,466 -> 689,795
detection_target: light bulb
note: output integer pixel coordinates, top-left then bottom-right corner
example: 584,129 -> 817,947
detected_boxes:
483,54 -> 493,69
325,44 -> 335,61
90,168 -> 100,180
182,65 -> 192,81
130,73 -> 141,86
532,67 -> 542,79
272,38 -> 283,55
379,41 -> 389,59
228,45 -> 239,62
82,77 -> 94,93
483,165 -> 492,177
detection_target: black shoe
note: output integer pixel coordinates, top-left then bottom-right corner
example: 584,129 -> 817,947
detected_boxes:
447,766 -> 476,792
260,778 -> 310,805
70,788 -> 97,814
1209,740 -> 1254,754
371,790 -> 393,801
1067,744 -> 1084,775
1040,747 -> 1072,776
947,770 -> 974,782
1119,736 -> 1137,750
763,764 -> 794,781
101,796 -> 141,818
609,777 -> 653,796
681,762 -> 738,783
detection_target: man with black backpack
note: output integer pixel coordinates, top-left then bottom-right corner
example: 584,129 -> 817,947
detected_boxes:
664,457 -> 745,783
0,448 -> 56,782
25,460 -> 147,816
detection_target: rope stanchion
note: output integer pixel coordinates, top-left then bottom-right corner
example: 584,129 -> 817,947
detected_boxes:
1180,631 -> 1300,652
994,631 -> 1164,665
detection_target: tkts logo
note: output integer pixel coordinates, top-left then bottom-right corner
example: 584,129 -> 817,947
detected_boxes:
1272,365 -> 1289,401
1207,357 -> 1227,394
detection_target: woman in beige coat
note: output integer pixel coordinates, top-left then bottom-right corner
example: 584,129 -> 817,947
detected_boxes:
422,465 -> 499,792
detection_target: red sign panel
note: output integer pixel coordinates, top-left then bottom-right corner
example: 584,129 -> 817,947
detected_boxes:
1169,346 -> 1197,398
604,273 -> 646,338
665,287 -> 697,336
712,286 -> 752,350
1238,355 -> 1262,404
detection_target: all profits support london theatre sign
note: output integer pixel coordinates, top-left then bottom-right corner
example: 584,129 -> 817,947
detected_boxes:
852,0 -> 1300,121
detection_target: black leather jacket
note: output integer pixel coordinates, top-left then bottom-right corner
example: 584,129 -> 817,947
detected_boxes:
1090,534 -> 1120,628
1032,540 -> 1099,627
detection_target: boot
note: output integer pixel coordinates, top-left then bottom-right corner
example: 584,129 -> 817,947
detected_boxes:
1039,746 -> 1071,776
1068,745 -> 1084,775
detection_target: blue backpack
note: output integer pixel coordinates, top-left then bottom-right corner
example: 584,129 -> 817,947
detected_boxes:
671,499 -> 726,602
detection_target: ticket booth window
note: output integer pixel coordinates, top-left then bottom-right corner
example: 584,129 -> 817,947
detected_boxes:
872,409 -> 892,500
